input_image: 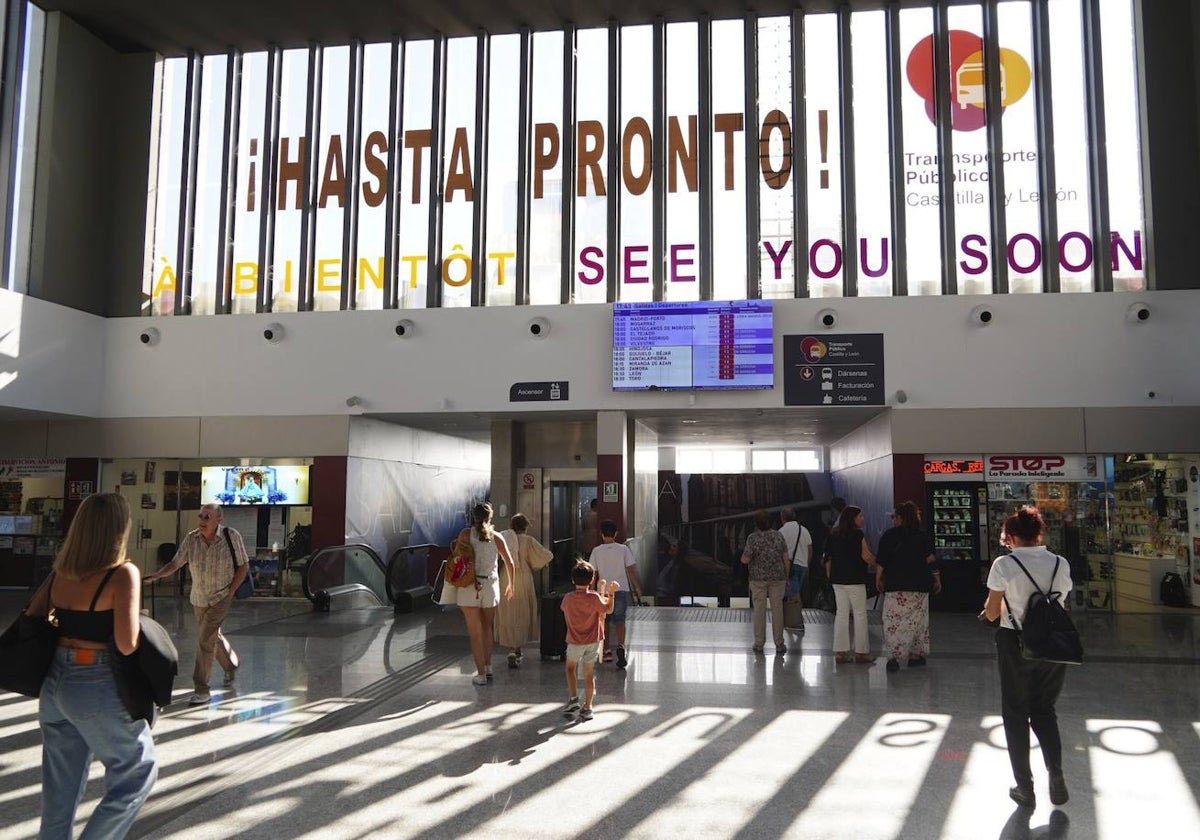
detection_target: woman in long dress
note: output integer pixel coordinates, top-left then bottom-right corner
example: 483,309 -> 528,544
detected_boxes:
497,513 -> 553,667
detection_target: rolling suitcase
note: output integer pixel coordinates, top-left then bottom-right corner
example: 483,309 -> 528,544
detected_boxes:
539,591 -> 569,660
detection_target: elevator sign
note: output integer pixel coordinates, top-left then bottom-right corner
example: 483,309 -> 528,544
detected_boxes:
509,381 -> 569,402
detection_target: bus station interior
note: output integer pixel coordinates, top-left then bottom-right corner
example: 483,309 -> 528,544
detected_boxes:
2,0 -> 1200,837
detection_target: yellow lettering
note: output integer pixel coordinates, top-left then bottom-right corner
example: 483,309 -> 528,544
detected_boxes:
152,257 -> 177,297
401,255 -> 427,289
317,259 -> 341,292
234,262 -> 258,295
489,252 -> 516,286
357,257 -> 384,291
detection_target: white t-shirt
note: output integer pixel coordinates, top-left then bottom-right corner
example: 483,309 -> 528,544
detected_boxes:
589,541 -> 636,590
986,546 -> 1073,630
778,521 -> 812,568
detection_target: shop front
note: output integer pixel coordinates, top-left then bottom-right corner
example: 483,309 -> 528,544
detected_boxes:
0,458 -> 67,588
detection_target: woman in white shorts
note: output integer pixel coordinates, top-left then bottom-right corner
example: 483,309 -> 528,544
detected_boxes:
450,502 -> 515,684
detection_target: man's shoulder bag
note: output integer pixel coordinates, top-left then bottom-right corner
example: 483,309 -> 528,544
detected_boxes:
224,528 -> 255,599
1004,555 -> 1083,665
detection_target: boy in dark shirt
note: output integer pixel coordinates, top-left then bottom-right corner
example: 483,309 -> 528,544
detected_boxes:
560,561 -> 618,721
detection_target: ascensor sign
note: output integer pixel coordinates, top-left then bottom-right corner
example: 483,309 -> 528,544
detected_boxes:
149,28 -> 1143,299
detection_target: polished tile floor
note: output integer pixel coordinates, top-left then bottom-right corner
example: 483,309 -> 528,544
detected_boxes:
2,594 -> 1198,840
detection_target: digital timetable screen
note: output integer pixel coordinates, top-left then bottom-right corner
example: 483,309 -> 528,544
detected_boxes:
612,300 -> 774,391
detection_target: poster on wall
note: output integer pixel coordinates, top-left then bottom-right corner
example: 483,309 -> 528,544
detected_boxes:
144,461 -> 156,484
120,469 -> 137,486
141,493 -> 157,510
164,471 -> 202,511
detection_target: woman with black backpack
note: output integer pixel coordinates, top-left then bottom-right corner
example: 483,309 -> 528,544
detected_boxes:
980,506 -> 1074,810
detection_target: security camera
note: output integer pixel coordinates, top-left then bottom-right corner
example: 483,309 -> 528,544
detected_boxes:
263,323 -> 285,343
1126,302 -> 1150,323
528,317 -> 550,338
394,319 -> 415,338
816,308 -> 837,329
894,389 -> 908,404
970,305 -> 994,326
139,327 -> 160,346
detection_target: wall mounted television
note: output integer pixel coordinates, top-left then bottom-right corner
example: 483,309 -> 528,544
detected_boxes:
612,300 -> 774,391
200,465 -> 310,506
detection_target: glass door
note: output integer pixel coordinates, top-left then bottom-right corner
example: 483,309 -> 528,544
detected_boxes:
543,469 -> 596,588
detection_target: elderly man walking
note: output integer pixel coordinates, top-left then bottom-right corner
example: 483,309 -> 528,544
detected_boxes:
145,503 -> 249,705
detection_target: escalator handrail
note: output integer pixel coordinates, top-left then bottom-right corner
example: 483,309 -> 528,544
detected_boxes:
302,543 -> 388,605
383,543 -> 441,603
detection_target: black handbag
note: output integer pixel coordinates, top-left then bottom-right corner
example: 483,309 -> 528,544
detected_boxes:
0,611 -> 60,697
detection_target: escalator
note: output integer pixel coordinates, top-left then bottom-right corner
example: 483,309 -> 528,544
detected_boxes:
302,543 -> 439,612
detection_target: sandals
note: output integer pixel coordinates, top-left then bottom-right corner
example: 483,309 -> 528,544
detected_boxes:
507,652 -> 519,669
835,652 -> 854,664
854,653 -> 875,664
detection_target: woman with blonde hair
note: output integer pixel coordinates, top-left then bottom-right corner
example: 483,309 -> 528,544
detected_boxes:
497,513 -> 554,668
447,502 -> 515,685
28,492 -> 157,838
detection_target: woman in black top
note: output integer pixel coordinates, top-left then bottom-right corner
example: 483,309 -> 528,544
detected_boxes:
875,500 -> 941,672
822,505 -> 877,664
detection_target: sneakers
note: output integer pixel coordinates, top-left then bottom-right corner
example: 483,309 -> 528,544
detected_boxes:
577,707 -> 594,721
485,668 -> 494,681
886,658 -> 900,672
223,665 -> 238,686
471,674 -> 488,686
1009,785 -> 1036,808
562,697 -> 582,718
507,652 -> 519,669
752,645 -> 765,654
775,644 -> 787,655
1049,774 -> 1069,806
187,692 -> 211,706
616,646 -> 628,669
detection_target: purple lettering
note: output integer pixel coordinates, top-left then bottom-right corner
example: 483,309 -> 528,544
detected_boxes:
670,243 -> 696,282
860,238 -> 890,278
959,234 -> 988,276
1110,231 -> 1143,272
1007,233 -> 1041,274
624,245 -> 650,284
809,239 -> 842,280
578,246 -> 604,284
762,240 -> 792,280
1058,231 -> 1092,272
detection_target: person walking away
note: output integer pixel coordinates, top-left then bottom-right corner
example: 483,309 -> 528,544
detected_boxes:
144,503 -> 248,705
560,560 -> 618,721
741,509 -> 790,655
980,506 -> 1073,809
779,508 -> 812,629
446,503 -> 515,685
824,505 -> 878,664
32,492 -> 157,839
587,519 -> 643,667
496,513 -> 553,668
875,501 -> 940,672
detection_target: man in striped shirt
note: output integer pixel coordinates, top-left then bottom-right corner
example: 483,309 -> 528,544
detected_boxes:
146,503 -> 249,706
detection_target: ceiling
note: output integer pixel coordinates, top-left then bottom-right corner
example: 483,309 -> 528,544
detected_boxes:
373,406 -> 887,449
39,0 -> 892,55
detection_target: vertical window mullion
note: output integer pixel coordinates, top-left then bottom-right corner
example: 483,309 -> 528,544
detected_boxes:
606,22 -> 621,304
743,13 -> 760,299
174,52 -> 201,315
1032,0 -> 1061,293
652,18 -> 666,301
472,32 -> 490,307
0,0 -> 27,292
216,52 -> 242,314
256,46 -> 281,313
837,10 -> 858,297
383,39 -> 403,309
299,44 -> 323,311
982,0 -> 1009,294
932,0 -> 957,295
790,9 -> 809,299
698,16 -> 714,301
1082,0 -> 1112,292
560,25 -> 577,305
426,35 -> 446,309
341,39 -> 364,310
885,6 -> 907,297
515,28 -> 532,306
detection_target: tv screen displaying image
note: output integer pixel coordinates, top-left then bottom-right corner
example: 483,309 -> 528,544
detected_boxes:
613,299 -> 774,391
201,465 -> 310,506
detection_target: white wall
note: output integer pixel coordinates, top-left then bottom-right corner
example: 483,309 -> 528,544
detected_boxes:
3,288 -> 1199,423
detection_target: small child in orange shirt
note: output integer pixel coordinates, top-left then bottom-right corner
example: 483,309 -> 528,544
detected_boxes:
560,560 -> 619,721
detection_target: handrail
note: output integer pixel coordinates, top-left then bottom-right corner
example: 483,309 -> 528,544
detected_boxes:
384,543 -> 440,603
302,543 -> 388,605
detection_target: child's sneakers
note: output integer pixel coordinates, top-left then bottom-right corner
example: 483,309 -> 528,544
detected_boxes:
577,707 -> 594,721
562,697 -> 581,718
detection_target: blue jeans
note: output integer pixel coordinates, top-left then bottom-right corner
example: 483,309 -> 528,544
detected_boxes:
786,564 -> 808,600
39,647 -> 158,840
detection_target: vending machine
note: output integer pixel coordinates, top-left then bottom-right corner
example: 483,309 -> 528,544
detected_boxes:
926,481 -> 989,611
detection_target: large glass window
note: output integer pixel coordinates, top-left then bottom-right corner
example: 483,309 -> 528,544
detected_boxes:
147,57 -> 188,315
573,27 -> 609,304
710,19 -> 747,302
398,41 -> 433,308
1100,0 -> 1146,291
851,11 -> 893,297
355,41 -> 393,311
188,56 -> 228,316
664,22 -> 700,303
758,17 -> 796,299
7,4 -> 44,296
529,30 -> 564,305
231,52 -> 268,314
440,37 -> 478,309
805,14 -> 843,298
311,45 -> 350,312
899,8 -> 941,296
485,34 -> 519,306
619,25 -> 654,303
270,48 -> 309,313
